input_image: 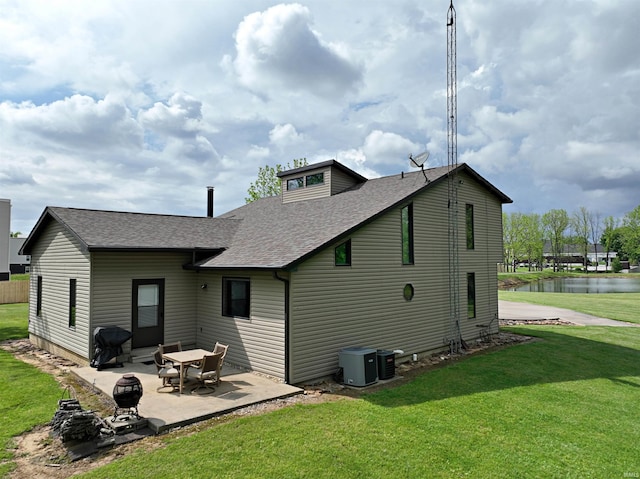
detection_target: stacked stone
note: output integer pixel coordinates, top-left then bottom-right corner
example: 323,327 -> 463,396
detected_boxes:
51,399 -> 101,442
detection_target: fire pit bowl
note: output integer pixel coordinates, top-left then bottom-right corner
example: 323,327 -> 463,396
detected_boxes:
112,374 -> 143,420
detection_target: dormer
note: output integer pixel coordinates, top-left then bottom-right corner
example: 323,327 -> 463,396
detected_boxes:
277,160 -> 368,204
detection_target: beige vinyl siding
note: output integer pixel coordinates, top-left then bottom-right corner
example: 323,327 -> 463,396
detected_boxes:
90,252 -> 198,356
289,181 -> 451,384
458,172 -> 504,337
28,221 -> 91,359
288,174 -> 505,383
196,270 -> 286,379
330,168 -> 361,194
281,166 -> 331,203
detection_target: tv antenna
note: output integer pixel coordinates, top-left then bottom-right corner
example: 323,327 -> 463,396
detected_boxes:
409,150 -> 429,182
447,0 -> 462,354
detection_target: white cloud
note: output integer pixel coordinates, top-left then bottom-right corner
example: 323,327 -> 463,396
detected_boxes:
269,123 -> 303,147
0,0 -> 638,234
139,92 -> 204,139
0,94 -> 142,151
362,130 -> 422,166
229,3 -> 363,100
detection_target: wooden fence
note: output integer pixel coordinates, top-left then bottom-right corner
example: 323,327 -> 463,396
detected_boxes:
0,281 -> 29,304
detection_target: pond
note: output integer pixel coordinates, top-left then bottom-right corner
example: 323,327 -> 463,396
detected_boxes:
506,277 -> 640,293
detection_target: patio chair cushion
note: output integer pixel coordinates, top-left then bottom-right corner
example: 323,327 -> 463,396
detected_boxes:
154,349 -> 181,388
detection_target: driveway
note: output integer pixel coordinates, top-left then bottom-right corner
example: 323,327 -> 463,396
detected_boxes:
499,300 -> 640,327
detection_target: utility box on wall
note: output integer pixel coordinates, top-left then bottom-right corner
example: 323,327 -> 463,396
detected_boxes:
339,347 -> 377,387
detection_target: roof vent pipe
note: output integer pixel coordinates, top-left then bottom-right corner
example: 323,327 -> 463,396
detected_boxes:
207,186 -> 214,217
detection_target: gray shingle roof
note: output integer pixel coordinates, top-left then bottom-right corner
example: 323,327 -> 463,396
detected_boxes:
22,162 -> 511,268
204,163 -> 510,269
22,207 -> 240,253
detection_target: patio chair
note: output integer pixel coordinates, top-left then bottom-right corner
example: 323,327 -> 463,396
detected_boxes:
212,342 -> 229,361
186,352 -> 223,394
159,341 -> 182,354
153,349 -> 180,391
159,341 -> 182,367
189,342 -> 228,370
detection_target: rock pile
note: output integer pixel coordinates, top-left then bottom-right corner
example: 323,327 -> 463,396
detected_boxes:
50,398 -> 107,443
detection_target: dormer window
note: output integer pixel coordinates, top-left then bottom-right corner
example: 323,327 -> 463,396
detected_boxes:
287,173 -> 324,191
278,159 -> 367,204
305,172 -> 324,186
287,177 -> 304,190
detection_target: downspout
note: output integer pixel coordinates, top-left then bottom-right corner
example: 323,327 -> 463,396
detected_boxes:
273,271 -> 290,384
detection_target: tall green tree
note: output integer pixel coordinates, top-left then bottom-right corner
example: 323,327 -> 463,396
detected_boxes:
521,213 -> 544,270
542,209 -> 569,272
588,210 -> 602,270
601,216 -> 622,267
621,205 -> 640,264
503,212 -> 525,271
571,206 -> 591,272
245,158 -> 308,203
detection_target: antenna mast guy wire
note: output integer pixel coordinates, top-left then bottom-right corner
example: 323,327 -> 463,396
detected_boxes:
447,0 -> 462,354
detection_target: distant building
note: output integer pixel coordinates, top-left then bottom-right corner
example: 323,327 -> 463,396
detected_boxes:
542,241 -> 617,271
10,237 -> 29,274
0,199 -> 10,280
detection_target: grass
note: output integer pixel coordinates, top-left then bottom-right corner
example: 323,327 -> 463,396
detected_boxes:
499,291 -> 640,324
0,303 -> 62,477
9,274 -> 29,282
2,299 -> 639,478
78,325 -> 640,479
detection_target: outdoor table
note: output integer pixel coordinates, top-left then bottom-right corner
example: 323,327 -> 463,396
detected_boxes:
162,348 -> 210,394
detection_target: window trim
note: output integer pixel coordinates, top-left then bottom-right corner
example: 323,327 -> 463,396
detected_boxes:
305,172 -> 324,187
287,177 -> 304,191
401,203 -> 414,265
222,277 -> 251,319
69,278 -> 77,329
403,283 -> 415,301
467,272 -> 476,319
335,239 -> 352,266
36,275 -> 43,317
466,203 -> 475,250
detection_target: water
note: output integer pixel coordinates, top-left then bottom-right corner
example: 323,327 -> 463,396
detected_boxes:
507,277 -> 640,293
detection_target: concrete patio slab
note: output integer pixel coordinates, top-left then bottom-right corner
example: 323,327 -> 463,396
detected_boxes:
72,362 -> 302,433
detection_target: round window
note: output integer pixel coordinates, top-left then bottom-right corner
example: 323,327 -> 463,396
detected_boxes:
403,283 -> 414,301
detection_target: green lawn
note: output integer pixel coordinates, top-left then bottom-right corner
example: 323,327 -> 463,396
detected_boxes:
79,325 -> 640,479
499,291 -> 640,324
0,304 -> 62,477
2,302 -> 639,478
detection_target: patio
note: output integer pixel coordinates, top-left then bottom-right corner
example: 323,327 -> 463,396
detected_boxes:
72,361 -> 302,434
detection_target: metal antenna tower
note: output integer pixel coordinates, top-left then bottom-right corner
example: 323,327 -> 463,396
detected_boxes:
447,0 -> 462,354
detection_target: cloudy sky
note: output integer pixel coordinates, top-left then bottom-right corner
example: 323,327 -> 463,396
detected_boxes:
1,0 -> 638,235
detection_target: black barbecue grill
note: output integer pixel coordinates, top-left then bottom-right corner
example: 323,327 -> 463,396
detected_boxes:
90,326 -> 132,370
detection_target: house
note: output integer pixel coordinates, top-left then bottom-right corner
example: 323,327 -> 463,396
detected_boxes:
9,237 -> 30,274
20,160 -> 511,384
0,199 -> 30,277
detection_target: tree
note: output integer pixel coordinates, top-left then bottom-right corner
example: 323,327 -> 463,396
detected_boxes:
571,206 -> 591,272
601,216 -> 619,270
521,213 -> 544,270
588,211 -> 602,271
542,209 -> 569,272
503,212 -> 525,271
10,231 -> 21,237
245,158 -> 308,203
621,205 -> 640,264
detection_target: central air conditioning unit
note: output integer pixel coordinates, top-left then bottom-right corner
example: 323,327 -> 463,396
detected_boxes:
339,347 -> 378,387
